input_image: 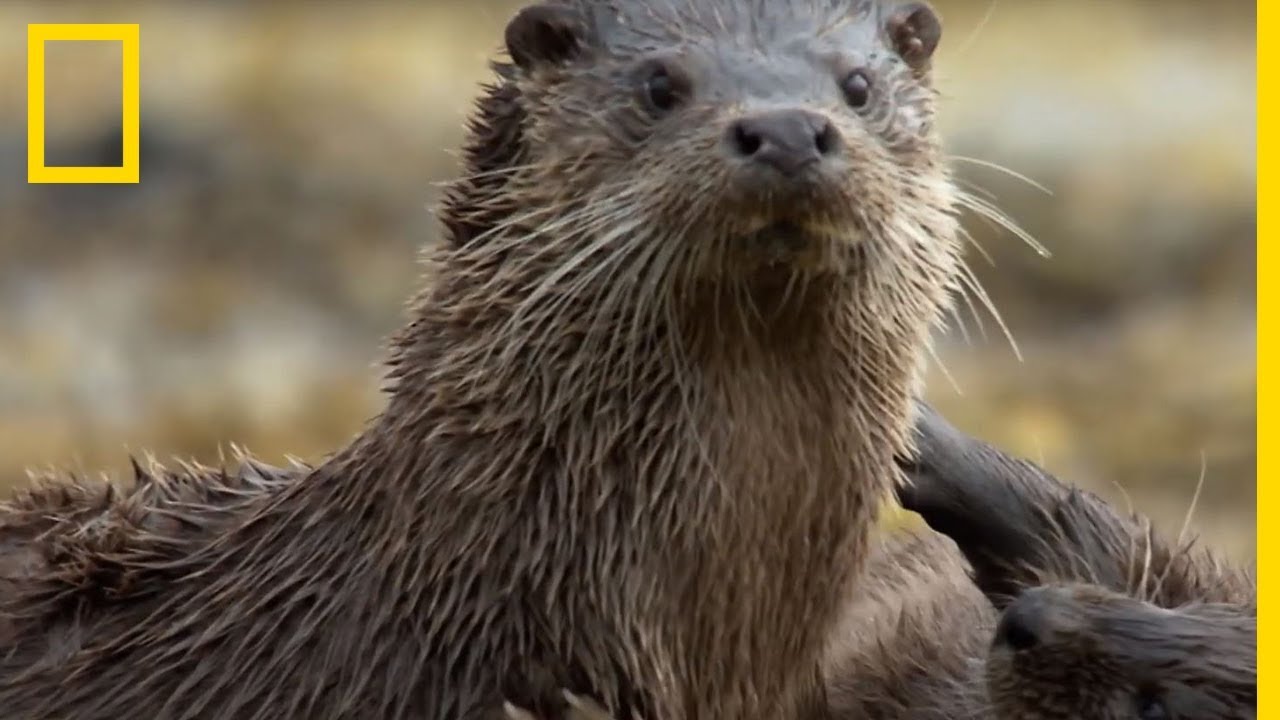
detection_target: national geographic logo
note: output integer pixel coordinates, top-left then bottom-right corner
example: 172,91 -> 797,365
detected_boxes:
27,23 -> 140,184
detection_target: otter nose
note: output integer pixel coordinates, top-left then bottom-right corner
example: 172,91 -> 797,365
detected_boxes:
994,591 -> 1049,651
727,110 -> 841,176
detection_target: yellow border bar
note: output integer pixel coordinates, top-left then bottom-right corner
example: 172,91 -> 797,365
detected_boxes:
27,23 -> 140,184
1257,1 -> 1268,716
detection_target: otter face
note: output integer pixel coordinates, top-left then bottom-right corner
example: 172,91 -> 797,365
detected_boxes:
500,0 -> 957,279
986,585 -> 1256,720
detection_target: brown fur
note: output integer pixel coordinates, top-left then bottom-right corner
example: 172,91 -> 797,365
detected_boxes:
984,582 -> 1255,720
0,2 -> 962,718
895,403 -> 1256,720
899,403 -> 1255,611
822,528 -> 990,720
506,404 -> 1255,720
501,527 -> 994,720
0,456 -> 301,657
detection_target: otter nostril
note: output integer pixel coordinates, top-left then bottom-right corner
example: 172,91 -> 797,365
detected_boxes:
814,121 -> 840,156
994,596 -> 1044,651
732,122 -> 763,157
726,110 -> 838,176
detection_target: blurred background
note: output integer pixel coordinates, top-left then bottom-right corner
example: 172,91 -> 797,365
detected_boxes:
0,2 -> 1256,559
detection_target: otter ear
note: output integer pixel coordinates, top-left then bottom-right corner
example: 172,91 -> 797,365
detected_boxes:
505,4 -> 587,72
886,2 -> 942,70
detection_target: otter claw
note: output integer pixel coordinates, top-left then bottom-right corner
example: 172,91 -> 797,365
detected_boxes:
501,691 -> 618,720
504,701 -> 540,720
562,690 -> 615,719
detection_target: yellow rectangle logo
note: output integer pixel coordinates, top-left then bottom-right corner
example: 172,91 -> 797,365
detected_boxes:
27,23 -> 140,184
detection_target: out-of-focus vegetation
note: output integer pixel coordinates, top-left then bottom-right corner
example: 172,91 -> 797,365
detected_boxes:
0,2 -> 1255,559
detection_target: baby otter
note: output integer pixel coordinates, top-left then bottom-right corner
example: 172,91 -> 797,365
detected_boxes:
985,583 -> 1255,720
894,403 -> 1256,720
0,1 -> 961,718
899,403 -> 1255,611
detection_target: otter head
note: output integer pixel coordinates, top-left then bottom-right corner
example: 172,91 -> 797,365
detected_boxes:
446,0 -> 958,316
986,584 -> 1256,720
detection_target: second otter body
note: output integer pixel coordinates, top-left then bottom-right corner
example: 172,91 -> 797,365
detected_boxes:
0,2 -> 961,718
825,405 -> 1256,720
898,404 -> 1256,720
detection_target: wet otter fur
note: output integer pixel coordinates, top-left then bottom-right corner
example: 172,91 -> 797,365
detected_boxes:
898,403 -> 1255,611
897,403 -> 1255,720
507,403 -> 1256,720
0,1 -> 962,718
821,527 -> 990,720
0,456 -> 301,655
822,403 -> 1255,720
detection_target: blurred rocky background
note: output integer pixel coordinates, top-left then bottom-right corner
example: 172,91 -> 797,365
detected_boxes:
0,1 -> 1256,559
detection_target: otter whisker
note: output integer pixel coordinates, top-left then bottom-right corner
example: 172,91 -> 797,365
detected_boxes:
955,191 -> 1050,259
477,182 -> 643,370
619,194 -> 708,398
953,0 -> 1000,61
1137,519 -> 1157,600
953,266 -> 991,341
434,161 -> 545,188
1176,451 -> 1210,551
501,209 -> 647,375
949,154 -> 1052,196
954,176 -> 999,205
957,226 -> 995,267
568,225 -> 662,415
601,240 -> 668,404
466,199 -> 604,294
1149,453 -> 1210,603
958,261 -> 1021,361
945,289 -> 977,347
1106,478 -> 1150,596
538,237 -> 660,389
777,267 -> 805,324
461,199 -> 583,263
731,274 -> 759,343
925,342 -> 963,396
659,249 -> 718,485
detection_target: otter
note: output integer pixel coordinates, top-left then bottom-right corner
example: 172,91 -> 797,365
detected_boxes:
898,403 -> 1256,720
898,403 -> 1256,611
0,1 -> 962,717
506,403 -> 1256,720
828,403 -> 1255,720
983,583 -> 1255,720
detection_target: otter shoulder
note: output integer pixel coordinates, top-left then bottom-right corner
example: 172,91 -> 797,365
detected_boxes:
0,455 -> 302,653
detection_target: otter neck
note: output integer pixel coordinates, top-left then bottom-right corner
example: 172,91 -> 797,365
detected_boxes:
313,234 -> 924,715
370,239 -> 916,493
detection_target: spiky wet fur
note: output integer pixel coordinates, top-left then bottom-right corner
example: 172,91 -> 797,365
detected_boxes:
0,455 -> 302,658
820,484 -> 1254,720
827,469 -> 1255,720
0,1 -> 961,718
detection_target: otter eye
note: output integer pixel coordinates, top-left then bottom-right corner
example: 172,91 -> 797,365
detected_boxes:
644,65 -> 680,113
841,70 -> 872,109
1136,692 -> 1169,720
